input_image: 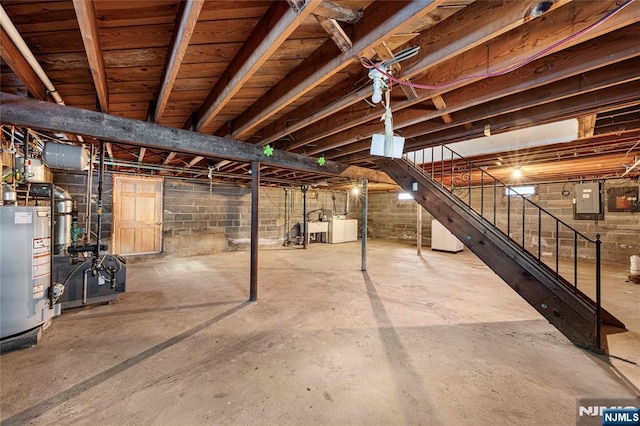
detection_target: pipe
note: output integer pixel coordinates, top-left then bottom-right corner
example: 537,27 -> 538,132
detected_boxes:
95,141 -> 105,255
83,269 -> 90,305
22,127 -> 28,182
85,144 -> 94,243
0,5 -> 83,144
0,5 -> 64,105
621,157 -> 640,178
283,188 -> 289,246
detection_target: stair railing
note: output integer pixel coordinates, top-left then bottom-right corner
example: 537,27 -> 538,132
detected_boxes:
404,147 -> 602,350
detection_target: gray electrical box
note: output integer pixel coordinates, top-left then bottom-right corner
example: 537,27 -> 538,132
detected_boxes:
575,183 -> 601,214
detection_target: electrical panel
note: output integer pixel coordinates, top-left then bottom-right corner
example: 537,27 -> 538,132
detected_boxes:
575,183 -> 601,214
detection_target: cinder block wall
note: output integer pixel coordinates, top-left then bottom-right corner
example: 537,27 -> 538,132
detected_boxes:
357,180 -> 639,264
468,180 -> 640,264
54,171 -> 347,257
348,192 -> 432,245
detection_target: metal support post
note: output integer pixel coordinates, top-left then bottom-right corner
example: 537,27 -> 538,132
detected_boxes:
361,179 -> 368,271
595,234 -> 602,352
417,202 -> 422,255
302,185 -> 308,249
250,161 -> 260,301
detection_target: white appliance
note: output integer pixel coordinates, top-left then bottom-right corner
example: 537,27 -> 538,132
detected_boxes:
431,219 -> 463,253
328,219 -> 358,243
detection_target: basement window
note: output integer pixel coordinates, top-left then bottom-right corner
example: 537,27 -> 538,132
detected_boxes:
504,185 -> 537,197
398,192 -> 414,200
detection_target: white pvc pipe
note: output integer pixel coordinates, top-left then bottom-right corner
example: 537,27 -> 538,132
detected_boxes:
0,4 -> 64,105
621,158 -> 640,178
1,4 -> 85,144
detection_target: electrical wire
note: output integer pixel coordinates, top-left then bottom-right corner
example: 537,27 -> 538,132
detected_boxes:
262,188 -> 284,213
359,0 -> 633,91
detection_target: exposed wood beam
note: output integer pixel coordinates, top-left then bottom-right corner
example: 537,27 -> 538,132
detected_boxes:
330,65 -> 640,160
578,114 -> 597,139
335,81 -> 640,163
195,0 -> 321,132
138,147 -> 146,163
296,12 -> 640,154
259,0 -> 571,149
0,93 -> 395,185
285,0 -> 638,152
162,152 -> 177,165
230,0 -> 445,139
372,41 -> 418,100
154,0 -> 204,122
431,95 -> 453,124
400,61 -> 640,143
315,1 -> 363,23
0,27 -> 47,100
105,142 -> 113,159
187,156 -> 204,168
72,0 -> 109,112
315,15 -> 352,53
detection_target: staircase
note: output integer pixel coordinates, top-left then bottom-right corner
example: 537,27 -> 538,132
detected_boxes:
375,150 -> 624,351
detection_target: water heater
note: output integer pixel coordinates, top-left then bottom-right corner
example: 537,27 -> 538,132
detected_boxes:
0,206 -> 60,340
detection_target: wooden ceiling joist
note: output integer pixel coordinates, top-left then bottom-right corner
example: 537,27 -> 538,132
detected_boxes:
162,151 -> 177,165
299,16 -> 640,156
195,0 -> 321,132
105,142 -> 114,159
187,156 -> 204,168
72,0 -> 109,113
315,15 -> 352,53
431,95 -> 453,124
578,114 -> 597,139
314,1 -> 363,24
270,0 -> 569,151
284,0 -> 639,153
154,0 -> 204,123
332,79 -> 640,163
0,93 -> 394,185
0,27 -> 47,100
229,0 -> 445,139
138,147 -> 146,163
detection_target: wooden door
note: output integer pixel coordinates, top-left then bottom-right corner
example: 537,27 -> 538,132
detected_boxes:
112,175 -> 163,255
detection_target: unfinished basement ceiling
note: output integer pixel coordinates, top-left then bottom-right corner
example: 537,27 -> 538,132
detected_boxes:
1,0 -> 639,186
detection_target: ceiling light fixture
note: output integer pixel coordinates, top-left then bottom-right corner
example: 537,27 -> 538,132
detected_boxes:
512,168 -> 523,179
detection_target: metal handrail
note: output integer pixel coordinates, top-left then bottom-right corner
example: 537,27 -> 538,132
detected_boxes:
404,146 -> 602,351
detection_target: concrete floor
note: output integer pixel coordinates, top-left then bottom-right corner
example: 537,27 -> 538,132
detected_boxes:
1,240 -> 638,425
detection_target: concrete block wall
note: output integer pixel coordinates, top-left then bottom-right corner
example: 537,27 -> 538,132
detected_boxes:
53,170 -> 113,242
466,180 -> 639,264
356,180 -> 638,265
54,171 -> 347,257
348,192 -> 432,245
162,182 -> 347,255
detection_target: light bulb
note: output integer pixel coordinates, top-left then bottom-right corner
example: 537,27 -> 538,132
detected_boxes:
512,168 -> 522,179
371,78 -> 383,104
